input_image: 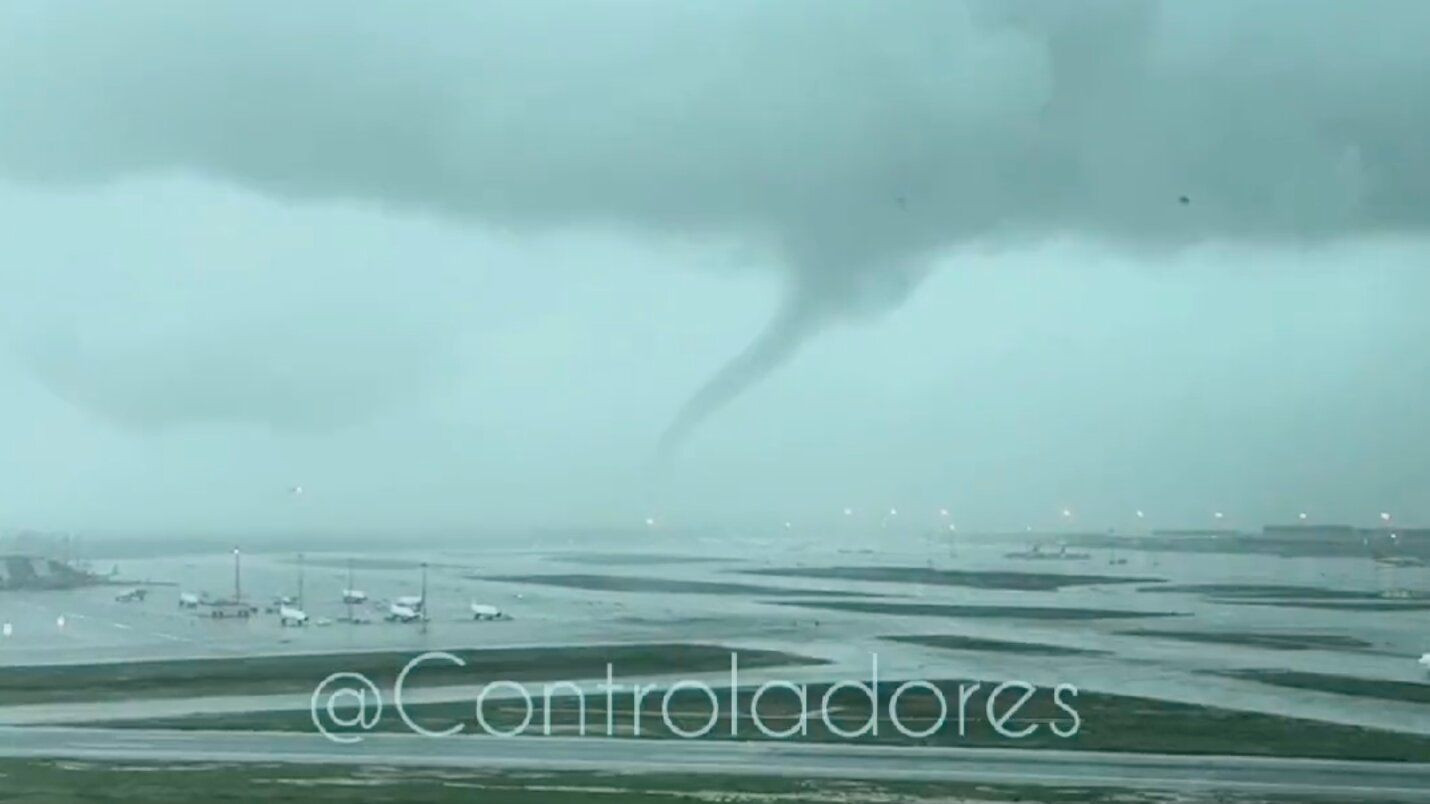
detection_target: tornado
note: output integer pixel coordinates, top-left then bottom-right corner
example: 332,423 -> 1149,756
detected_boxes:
657,289 -> 826,460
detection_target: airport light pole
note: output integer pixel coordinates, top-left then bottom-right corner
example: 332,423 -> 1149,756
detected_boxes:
233,547 -> 242,602
1380,512 -> 1400,556
420,561 -> 429,635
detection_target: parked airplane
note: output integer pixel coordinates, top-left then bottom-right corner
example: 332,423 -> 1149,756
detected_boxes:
278,603 -> 309,626
394,595 -> 424,611
114,588 -> 148,603
386,602 -> 423,623
470,602 -> 505,621
178,592 -> 201,609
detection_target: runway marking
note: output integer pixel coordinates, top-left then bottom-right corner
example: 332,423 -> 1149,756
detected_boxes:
69,741 -> 157,751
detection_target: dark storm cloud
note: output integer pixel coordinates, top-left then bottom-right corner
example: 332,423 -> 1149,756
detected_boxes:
20,309 -> 443,433
1,0 -> 1427,444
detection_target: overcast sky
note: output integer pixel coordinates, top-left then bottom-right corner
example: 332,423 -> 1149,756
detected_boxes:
1,1 -> 1428,537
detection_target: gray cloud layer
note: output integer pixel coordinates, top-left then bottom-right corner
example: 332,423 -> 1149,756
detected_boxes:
2,0 -> 1427,445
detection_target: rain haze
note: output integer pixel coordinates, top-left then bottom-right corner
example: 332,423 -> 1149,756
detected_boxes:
2,0 -> 1429,538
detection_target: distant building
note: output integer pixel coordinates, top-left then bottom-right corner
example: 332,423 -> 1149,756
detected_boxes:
1152,528 -> 1241,539
1261,524 -> 1357,540
1252,523 -> 1430,559
1261,524 -> 1430,543
1364,527 -> 1430,547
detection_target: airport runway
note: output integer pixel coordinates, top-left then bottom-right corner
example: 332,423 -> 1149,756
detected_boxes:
1,726 -> 1428,800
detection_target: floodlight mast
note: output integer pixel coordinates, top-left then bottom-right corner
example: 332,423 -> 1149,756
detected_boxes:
420,561 -> 429,635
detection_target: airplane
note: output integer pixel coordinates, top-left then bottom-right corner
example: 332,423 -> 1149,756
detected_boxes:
178,592 -> 201,609
278,603 -> 309,627
341,588 -> 368,604
115,588 -> 148,603
386,602 -> 423,623
394,595 -> 424,611
1419,652 -> 1430,673
470,602 -> 505,621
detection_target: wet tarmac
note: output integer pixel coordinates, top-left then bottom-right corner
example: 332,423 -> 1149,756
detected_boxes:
0,530 -> 1426,736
